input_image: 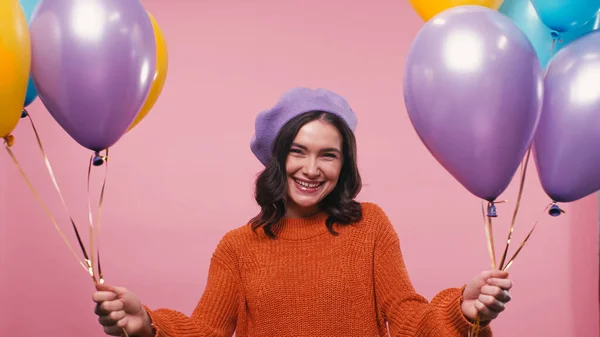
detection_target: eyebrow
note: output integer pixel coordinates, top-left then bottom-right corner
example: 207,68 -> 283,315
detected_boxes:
291,143 -> 341,153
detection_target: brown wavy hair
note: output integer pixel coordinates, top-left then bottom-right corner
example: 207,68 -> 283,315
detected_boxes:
250,111 -> 362,238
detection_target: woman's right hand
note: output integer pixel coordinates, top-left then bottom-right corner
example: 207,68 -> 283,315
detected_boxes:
92,283 -> 154,337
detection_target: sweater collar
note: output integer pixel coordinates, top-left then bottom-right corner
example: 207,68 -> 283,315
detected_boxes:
276,212 -> 331,240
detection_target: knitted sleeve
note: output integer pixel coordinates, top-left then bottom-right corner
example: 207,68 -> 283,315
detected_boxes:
143,234 -> 240,337
369,204 -> 493,337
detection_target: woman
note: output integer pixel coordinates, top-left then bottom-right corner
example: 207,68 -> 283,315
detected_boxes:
93,87 -> 512,337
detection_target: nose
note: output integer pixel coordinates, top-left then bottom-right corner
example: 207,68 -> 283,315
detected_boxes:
301,157 -> 320,179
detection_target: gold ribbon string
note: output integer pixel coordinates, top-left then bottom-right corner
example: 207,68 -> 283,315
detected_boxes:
470,200 -> 497,337
483,201 -> 497,270
97,149 -> 109,284
498,148 -> 531,270
87,149 -> 109,284
23,112 -> 96,279
86,149 -> 126,337
470,314 -> 481,337
3,137 -> 89,274
9,116 -> 126,337
550,36 -> 562,56
470,148 -> 538,337
502,203 -> 555,272
87,155 -> 96,284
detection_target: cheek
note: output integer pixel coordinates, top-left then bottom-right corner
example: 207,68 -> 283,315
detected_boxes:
285,157 -> 300,175
322,161 -> 342,181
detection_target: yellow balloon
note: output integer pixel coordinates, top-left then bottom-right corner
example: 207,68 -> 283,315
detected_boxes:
409,0 -> 504,21
128,12 -> 168,132
0,0 -> 31,138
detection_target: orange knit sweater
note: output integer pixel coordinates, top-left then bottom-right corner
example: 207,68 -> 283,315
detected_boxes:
145,202 -> 492,336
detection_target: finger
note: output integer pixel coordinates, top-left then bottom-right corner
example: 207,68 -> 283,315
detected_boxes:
98,310 -> 127,326
104,300 -> 124,312
117,316 -> 129,329
95,300 -> 124,315
104,325 -> 124,336
478,294 -> 506,313
489,270 -> 509,279
112,286 -> 130,296
93,291 -> 117,303
480,285 -> 511,303
98,314 -> 118,327
478,269 -> 508,280
95,303 -> 109,316
110,310 -> 127,323
487,277 -> 513,290
96,283 -> 113,291
96,283 -> 130,296
475,300 -> 500,321
121,292 -> 139,308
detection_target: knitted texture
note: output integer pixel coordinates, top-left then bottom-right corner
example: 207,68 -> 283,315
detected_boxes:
145,203 -> 492,337
249,87 -> 358,166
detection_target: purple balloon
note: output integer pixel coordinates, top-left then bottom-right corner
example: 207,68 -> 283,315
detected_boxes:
534,31 -> 600,203
404,6 -> 543,202
30,0 -> 156,151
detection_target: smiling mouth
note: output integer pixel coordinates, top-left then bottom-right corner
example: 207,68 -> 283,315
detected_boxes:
293,178 -> 324,191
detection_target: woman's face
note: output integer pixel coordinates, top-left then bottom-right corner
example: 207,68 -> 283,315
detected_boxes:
285,119 -> 343,217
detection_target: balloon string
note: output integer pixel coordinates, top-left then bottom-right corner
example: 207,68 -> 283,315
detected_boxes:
2,137 -> 89,275
87,155 -> 96,283
23,111 -> 96,280
97,149 -> 109,284
469,200 -> 497,337
8,118 -> 124,336
469,314 -> 481,337
470,148 -> 540,337
87,149 -> 109,284
503,203 -> 555,272
483,201 -> 497,269
87,150 -> 126,337
498,147 -> 531,270
550,36 -> 562,57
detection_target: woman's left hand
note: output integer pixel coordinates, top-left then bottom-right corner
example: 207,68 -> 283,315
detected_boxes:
461,270 -> 513,324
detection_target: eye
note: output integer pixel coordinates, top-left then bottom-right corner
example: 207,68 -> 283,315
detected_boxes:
323,152 -> 338,159
289,148 -> 303,154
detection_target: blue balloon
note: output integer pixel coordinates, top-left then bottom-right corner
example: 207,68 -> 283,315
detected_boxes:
530,0 -> 600,33
19,0 -> 41,108
24,78 -> 37,107
499,0 -> 599,68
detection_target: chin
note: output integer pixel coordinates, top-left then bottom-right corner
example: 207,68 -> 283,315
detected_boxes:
290,196 -> 320,208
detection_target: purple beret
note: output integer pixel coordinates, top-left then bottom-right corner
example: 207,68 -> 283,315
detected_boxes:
250,87 -> 358,165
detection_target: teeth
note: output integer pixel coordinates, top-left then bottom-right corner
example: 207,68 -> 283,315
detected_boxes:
295,179 -> 320,188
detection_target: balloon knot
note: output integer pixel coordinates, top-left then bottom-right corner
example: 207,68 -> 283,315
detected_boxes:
93,152 -> 108,166
21,109 -> 28,118
548,202 -> 564,217
487,202 -> 498,218
3,135 -> 15,147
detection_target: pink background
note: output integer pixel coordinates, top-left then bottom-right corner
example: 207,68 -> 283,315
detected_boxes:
1,0 -> 598,336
